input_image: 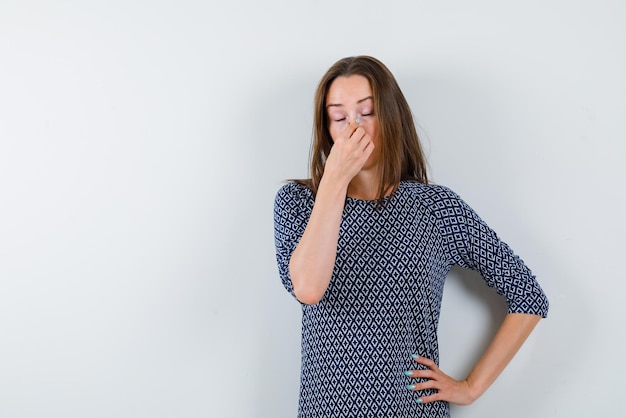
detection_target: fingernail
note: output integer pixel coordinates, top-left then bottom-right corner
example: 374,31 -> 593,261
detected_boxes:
404,371 -> 413,377
416,398 -> 423,404
411,354 -> 419,359
406,384 -> 415,390
355,117 -> 361,124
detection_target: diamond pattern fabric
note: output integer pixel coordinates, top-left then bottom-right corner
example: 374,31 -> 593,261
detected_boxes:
273,181 -> 549,417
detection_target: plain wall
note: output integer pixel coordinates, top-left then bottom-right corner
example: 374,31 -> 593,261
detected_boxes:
1,1 -> 624,417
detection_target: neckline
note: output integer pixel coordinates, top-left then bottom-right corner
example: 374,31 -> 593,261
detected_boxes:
345,182 -> 405,203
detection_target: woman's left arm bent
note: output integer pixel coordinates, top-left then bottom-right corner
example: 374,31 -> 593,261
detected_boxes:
406,312 -> 542,405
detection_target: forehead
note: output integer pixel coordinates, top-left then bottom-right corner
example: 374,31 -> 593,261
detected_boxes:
326,75 -> 373,105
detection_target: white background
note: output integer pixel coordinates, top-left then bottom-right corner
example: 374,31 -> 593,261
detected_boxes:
1,1 -> 624,417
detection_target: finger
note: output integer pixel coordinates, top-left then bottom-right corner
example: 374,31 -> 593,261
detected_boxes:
410,369 -> 438,381
414,355 -> 439,371
341,121 -> 360,138
416,392 -> 443,404
349,126 -> 366,142
409,378 -> 441,392
361,138 -> 374,155
355,133 -> 372,152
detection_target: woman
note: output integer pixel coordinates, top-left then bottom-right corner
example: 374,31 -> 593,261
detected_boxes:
273,56 -> 548,417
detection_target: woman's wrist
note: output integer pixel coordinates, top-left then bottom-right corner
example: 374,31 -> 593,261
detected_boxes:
318,173 -> 350,200
462,377 -> 485,404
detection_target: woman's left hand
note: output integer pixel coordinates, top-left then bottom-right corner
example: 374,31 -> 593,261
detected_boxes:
405,355 -> 477,406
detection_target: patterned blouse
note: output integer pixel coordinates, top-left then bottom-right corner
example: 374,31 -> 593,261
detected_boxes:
273,181 -> 549,418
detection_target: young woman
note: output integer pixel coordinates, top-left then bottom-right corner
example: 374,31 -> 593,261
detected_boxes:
273,56 -> 548,417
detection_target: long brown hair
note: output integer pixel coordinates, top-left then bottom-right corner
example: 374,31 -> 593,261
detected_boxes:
300,56 -> 428,204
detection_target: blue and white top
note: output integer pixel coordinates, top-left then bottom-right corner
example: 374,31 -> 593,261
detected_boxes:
273,181 -> 549,418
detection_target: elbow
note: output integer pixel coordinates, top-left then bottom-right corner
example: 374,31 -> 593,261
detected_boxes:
289,260 -> 328,305
293,284 -> 324,305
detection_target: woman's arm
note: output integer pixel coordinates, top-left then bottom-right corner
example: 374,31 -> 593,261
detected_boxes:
288,177 -> 347,305
407,312 -> 542,405
289,121 -> 373,304
406,188 -> 548,403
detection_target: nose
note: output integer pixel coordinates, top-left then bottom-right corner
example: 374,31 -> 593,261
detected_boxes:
348,111 -> 362,124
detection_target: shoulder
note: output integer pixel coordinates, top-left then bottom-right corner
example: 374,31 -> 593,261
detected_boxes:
397,181 -> 474,224
275,181 -> 313,200
399,181 -> 463,205
274,181 -> 314,209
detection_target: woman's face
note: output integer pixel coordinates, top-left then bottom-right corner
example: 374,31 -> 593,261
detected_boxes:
326,75 -> 380,169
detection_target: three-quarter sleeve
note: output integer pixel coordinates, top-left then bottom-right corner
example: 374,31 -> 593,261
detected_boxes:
431,187 -> 549,317
273,182 -> 313,298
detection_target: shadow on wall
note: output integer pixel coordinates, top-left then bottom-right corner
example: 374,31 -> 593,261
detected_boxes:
439,265 -> 508,374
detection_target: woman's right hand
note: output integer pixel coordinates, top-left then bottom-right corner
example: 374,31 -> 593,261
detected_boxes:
323,121 -> 375,185
288,121 -> 373,305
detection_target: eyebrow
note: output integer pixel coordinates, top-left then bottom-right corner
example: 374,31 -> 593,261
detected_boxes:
326,96 -> 373,109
